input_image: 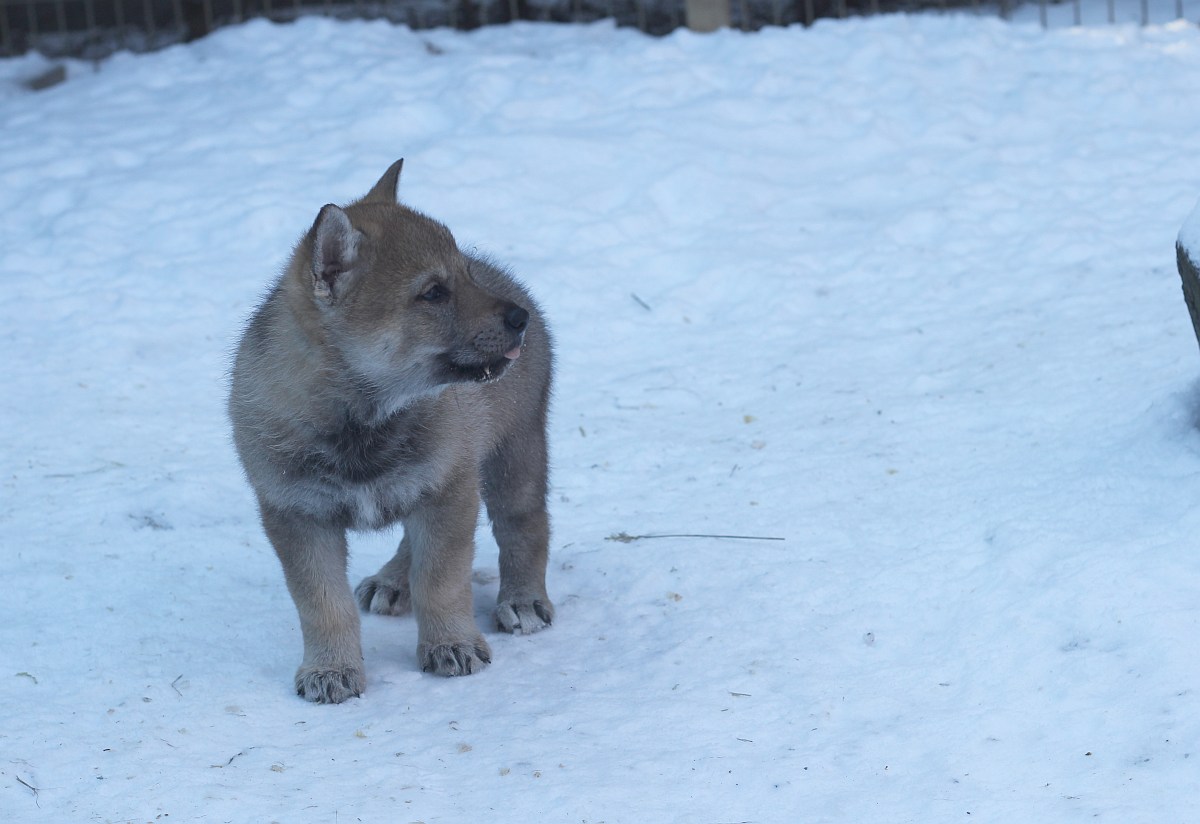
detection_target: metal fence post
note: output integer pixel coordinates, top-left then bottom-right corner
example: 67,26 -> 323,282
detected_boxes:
685,0 -> 728,30
0,1 -> 10,56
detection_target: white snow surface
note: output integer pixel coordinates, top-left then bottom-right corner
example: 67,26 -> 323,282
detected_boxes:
3,12 -> 1200,823
1179,195 -> 1200,261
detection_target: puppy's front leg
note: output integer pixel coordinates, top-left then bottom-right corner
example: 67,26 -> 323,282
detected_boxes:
404,475 -> 491,676
260,505 -> 365,703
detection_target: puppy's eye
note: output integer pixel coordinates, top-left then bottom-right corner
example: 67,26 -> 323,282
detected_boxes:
419,283 -> 449,302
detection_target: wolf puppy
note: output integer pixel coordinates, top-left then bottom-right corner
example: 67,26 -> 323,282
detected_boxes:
229,161 -> 554,703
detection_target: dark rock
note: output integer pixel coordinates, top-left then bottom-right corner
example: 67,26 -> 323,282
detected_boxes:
1177,242 -> 1200,354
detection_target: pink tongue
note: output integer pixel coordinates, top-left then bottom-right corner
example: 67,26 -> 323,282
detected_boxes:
504,346 -> 522,360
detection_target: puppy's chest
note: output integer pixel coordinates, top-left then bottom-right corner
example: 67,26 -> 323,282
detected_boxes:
320,413 -> 422,483
302,411 -> 447,527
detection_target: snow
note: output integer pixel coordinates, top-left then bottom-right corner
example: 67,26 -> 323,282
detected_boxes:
3,9 -> 1200,822
1180,195 -> 1200,262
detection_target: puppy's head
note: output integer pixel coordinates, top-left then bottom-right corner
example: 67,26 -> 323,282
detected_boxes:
297,160 -> 527,411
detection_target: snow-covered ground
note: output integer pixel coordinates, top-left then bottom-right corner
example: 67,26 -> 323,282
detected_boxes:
3,9 -> 1200,822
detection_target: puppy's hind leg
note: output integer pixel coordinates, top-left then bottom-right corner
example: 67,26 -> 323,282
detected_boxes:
355,533 -> 413,616
483,433 -> 555,635
260,505 -> 365,703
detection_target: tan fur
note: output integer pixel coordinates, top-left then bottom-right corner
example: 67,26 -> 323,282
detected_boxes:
229,161 -> 554,702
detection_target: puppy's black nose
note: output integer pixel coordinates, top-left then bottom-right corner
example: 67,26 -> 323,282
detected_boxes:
504,306 -> 529,332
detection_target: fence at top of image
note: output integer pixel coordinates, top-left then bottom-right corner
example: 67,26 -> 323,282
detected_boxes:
0,0 -> 1195,60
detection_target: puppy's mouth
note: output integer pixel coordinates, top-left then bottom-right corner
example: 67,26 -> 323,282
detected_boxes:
442,346 -> 521,384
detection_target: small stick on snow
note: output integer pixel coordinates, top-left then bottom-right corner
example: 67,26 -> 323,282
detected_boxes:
212,748 -> 256,768
606,532 -> 784,543
630,293 -> 652,311
16,776 -> 40,807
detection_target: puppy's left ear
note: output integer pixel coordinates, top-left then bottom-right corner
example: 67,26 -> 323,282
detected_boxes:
311,204 -> 366,302
361,158 -> 404,205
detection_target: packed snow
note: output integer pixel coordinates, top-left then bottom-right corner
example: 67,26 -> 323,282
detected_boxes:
1180,195 -> 1200,263
2,8 -> 1200,822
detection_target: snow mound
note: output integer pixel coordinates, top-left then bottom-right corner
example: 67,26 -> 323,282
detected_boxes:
1179,195 -> 1200,261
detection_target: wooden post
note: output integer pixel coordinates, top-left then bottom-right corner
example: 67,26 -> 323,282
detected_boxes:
1177,243 -> 1200,354
686,0 -> 730,31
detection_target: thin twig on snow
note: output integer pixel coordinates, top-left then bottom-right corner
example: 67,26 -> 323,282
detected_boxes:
606,531 -> 784,543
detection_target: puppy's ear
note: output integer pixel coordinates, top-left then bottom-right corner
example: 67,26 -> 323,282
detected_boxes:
361,158 -> 404,205
311,204 -> 364,302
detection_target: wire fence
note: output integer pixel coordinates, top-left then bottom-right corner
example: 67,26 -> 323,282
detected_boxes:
0,0 -> 1194,58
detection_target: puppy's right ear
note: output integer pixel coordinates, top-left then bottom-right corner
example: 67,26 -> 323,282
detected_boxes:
361,158 -> 404,205
311,204 -> 364,302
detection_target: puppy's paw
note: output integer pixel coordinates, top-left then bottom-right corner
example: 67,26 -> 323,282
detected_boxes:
355,574 -> 411,616
419,637 -> 492,677
496,597 -> 554,635
295,664 -> 365,704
